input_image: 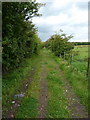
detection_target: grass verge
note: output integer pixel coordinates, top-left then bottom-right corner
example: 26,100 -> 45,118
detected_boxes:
2,54 -> 40,115
54,56 -> 88,111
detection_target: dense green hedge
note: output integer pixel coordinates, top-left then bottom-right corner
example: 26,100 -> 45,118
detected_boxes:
73,42 -> 90,45
44,31 -> 74,57
2,2 -> 42,72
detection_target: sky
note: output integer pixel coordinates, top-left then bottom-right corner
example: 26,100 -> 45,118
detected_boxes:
32,0 -> 89,42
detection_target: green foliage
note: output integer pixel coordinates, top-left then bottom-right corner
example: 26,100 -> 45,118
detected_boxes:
74,42 -> 90,46
2,53 -> 41,116
44,30 -> 74,57
2,2 -> 42,72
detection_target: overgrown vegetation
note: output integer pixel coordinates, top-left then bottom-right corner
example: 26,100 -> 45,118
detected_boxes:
2,48 -> 88,118
2,1 -> 88,118
2,54 -> 40,116
44,30 -> 88,111
2,2 -> 42,72
54,45 -> 88,110
44,30 -> 74,57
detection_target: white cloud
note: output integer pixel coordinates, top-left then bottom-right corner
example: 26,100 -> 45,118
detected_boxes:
37,0 -> 89,3
33,13 -> 69,25
33,0 -> 88,42
69,4 -> 88,24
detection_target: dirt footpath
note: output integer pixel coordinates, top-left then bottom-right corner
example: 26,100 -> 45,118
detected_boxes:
38,65 -> 48,118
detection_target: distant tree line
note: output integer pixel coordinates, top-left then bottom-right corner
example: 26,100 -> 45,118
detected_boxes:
73,42 -> 90,46
44,30 -> 74,57
2,2 -> 42,73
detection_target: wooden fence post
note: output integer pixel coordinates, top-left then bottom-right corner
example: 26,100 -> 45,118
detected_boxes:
70,54 -> 72,64
87,57 -> 90,77
64,52 -> 65,61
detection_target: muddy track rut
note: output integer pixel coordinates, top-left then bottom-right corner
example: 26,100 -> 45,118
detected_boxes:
38,66 -> 48,118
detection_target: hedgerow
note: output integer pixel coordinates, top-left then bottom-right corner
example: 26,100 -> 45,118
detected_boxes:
2,2 -> 42,72
44,30 -> 74,57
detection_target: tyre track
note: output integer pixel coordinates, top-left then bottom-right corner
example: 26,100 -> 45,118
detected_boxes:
38,65 -> 48,118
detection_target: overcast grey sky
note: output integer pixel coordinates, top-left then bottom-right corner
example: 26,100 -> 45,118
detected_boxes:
32,0 -> 88,42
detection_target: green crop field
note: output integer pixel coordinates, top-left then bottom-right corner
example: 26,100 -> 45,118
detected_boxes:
72,45 -> 88,75
73,45 -> 88,59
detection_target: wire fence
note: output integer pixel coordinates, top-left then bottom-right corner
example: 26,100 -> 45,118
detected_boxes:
59,50 -> 90,77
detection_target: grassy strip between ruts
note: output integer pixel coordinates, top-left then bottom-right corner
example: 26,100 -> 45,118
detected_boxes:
2,54 -> 41,115
42,49 -> 70,118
